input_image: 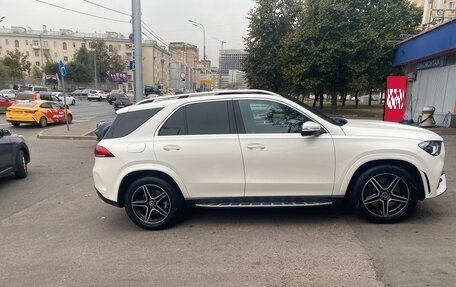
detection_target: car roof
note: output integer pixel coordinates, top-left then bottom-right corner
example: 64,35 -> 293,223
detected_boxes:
116,89 -> 282,114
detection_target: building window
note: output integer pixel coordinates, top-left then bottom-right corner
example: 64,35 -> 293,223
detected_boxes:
35,61 -> 40,66
73,42 -> 76,48
5,39 -> 9,45
81,43 -> 86,48
64,56 -> 68,62
63,42 -> 67,50
450,2 -> 455,8
14,40 -> 19,48
43,41 -> 48,47
26,51 -> 29,56
35,50 -> 39,57
25,40 -> 29,45
118,44 -> 121,51
109,44 -> 113,52
54,41 -> 57,48
33,40 -> 39,46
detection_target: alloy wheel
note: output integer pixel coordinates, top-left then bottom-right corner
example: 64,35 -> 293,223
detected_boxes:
361,173 -> 410,218
130,184 -> 171,224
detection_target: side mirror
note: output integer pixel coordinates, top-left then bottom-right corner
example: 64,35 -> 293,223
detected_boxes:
301,121 -> 324,137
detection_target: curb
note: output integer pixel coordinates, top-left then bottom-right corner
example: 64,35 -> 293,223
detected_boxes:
37,129 -> 97,140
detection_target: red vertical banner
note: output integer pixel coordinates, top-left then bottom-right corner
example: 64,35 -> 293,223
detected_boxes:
384,76 -> 407,122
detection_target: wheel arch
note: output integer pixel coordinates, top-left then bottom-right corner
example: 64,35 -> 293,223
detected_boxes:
117,170 -> 185,208
344,159 -> 425,201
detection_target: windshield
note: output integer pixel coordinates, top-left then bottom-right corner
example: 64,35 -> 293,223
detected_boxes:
290,98 -> 341,126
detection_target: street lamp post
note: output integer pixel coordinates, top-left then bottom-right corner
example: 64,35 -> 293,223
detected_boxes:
188,20 -> 206,61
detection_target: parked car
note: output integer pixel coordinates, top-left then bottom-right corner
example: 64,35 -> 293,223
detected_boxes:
88,90 -> 108,101
95,97 -> 156,141
113,95 -> 134,111
6,100 -> 73,127
53,92 -> 76,106
92,89 -> 447,230
107,91 -> 125,104
95,119 -> 114,141
19,86 -> 49,93
0,95 -> 14,114
0,128 -> 30,179
14,92 -> 40,103
0,89 -> 18,100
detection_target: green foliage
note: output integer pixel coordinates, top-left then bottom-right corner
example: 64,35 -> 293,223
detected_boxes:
1,49 -> 31,78
245,0 -> 422,108
243,0 -> 302,93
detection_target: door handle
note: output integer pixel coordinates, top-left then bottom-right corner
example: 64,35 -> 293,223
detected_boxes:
247,143 -> 265,150
163,145 -> 181,151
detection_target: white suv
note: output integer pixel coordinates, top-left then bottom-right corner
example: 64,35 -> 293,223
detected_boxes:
87,90 -> 107,101
93,90 -> 447,230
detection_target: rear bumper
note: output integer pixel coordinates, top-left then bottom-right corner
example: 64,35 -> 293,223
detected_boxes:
95,188 -> 120,207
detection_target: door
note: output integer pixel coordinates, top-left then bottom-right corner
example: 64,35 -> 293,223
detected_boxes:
235,99 -> 335,197
154,100 -> 245,198
0,132 -> 13,173
50,102 -> 65,123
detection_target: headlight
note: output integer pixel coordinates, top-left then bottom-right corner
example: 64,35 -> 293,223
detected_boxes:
418,141 -> 441,156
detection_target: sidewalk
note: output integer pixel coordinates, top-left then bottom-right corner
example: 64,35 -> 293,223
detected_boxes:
37,119 -> 98,140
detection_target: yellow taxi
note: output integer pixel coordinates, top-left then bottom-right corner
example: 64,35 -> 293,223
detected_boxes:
6,100 -> 73,128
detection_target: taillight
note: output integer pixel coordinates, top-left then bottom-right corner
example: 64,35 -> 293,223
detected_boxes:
95,145 -> 115,157
25,110 -> 38,114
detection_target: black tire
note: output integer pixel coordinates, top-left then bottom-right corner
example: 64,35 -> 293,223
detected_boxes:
14,150 -> 27,179
71,99 -> 76,105
11,122 -> 20,127
98,96 -> 102,101
39,117 -> 47,128
66,114 -> 73,124
88,98 -> 92,102
350,165 -> 418,223
125,177 -> 184,230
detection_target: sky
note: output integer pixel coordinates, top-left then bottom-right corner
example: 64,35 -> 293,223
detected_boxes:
0,0 -> 257,66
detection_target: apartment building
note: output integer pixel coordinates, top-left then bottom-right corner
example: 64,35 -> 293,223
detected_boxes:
410,0 -> 456,25
0,26 -> 171,91
219,49 -> 248,89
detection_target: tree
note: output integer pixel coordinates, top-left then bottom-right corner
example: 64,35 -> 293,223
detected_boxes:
280,0 -> 422,108
66,46 -> 93,83
2,49 -> 31,78
243,0 -> 302,93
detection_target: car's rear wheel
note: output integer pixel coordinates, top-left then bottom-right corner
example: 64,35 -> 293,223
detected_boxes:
71,99 -> 76,105
351,165 -> 418,223
14,150 -> 27,179
98,96 -> 102,101
67,114 -> 73,124
39,117 -> 47,128
125,177 -> 184,230
88,98 -> 92,102
11,122 -> 20,127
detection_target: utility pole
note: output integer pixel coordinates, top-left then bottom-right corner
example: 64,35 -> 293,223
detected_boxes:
132,0 -> 143,101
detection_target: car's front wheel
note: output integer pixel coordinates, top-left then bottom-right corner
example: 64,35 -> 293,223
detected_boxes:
351,165 -> 418,223
125,177 -> 184,230
71,99 -> 76,105
66,114 -> 73,124
14,150 -> 27,179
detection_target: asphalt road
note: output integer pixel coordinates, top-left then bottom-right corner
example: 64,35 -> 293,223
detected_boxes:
0,106 -> 455,286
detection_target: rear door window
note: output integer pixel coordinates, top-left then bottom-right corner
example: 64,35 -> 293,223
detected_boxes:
158,101 -> 236,136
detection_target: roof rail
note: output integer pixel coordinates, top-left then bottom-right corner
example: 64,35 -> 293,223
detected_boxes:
153,89 -> 281,102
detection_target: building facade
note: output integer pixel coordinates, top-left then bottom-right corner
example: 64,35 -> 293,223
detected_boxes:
410,0 -> 456,26
393,19 -> 456,127
0,26 -> 170,91
218,49 -> 248,88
